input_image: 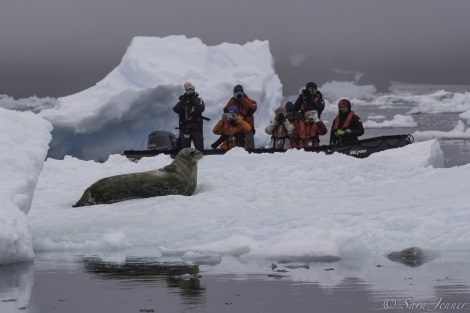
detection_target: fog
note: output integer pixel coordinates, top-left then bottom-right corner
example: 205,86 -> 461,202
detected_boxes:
1,0 -> 469,98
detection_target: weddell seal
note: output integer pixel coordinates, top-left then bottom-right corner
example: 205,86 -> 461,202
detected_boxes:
72,148 -> 203,207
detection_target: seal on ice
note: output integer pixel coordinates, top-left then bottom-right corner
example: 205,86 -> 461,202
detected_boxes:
72,148 -> 203,207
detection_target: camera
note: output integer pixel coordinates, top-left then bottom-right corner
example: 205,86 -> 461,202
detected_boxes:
278,113 -> 286,122
235,92 -> 243,100
224,112 -> 236,120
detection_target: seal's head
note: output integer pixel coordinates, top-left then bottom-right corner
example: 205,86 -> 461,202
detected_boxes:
177,148 -> 203,163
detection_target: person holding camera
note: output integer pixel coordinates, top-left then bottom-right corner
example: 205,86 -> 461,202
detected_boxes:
173,82 -> 206,151
212,105 -> 252,150
289,81 -> 327,148
284,101 -> 296,123
293,82 -> 325,118
265,106 -> 294,150
290,109 -> 328,149
330,99 -> 364,145
223,85 -> 257,149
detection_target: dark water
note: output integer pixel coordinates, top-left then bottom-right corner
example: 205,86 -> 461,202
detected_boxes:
1,109 -> 469,313
3,250 -> 470,313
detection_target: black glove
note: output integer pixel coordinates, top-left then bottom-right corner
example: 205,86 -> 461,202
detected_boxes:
252,127 -> 256,134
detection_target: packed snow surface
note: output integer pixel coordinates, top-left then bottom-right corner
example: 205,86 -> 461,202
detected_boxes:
27,140 -> 470,266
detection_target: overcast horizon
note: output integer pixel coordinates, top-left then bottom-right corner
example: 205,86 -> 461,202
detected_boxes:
1,0 -> 469,99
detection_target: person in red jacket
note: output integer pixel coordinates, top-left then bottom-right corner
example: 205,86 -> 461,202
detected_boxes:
223,85 -> 257,149
290,109 -> 327,149
330,99 -> 364,145
212,105 -> 252,150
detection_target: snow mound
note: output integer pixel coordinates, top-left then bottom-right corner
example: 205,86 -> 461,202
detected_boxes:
367,139 -> 444,168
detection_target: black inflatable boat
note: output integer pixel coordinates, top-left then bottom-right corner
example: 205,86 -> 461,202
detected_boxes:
123,131 -> 414,161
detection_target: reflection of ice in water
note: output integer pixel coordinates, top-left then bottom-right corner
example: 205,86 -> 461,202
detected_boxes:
19,249 -> 470,313
0,263 -> 34,312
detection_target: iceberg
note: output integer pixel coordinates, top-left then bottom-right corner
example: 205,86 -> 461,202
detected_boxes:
39,35 -> 283,161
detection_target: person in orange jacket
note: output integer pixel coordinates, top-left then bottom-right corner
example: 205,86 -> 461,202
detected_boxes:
223,85 -> 257,149
212,105 -> 252,150
290,109 -> 327,149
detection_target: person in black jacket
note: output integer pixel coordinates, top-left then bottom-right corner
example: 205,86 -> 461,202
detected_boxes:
294,82 -> 325,118
330,99 -> 364,145
173,82 -> 205,151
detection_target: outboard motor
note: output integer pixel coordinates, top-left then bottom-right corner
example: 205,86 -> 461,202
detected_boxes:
147,131 -> 178,150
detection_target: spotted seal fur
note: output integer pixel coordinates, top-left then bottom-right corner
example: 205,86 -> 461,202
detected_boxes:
72,148 -> 203,207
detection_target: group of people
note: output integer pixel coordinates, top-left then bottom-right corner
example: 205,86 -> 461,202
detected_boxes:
173,81 -> 364,151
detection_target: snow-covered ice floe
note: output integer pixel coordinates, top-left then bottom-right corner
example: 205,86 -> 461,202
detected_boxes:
0,108 -> 52,265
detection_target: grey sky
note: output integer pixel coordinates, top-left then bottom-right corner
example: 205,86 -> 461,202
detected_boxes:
1,0 -> 469,98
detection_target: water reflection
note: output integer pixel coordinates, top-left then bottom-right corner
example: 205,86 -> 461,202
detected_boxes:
7,251 -> 470,313
0,262 -> 34,312
81,256 -> 205,299
434,283 -> 470,309
26,255 -> 209,313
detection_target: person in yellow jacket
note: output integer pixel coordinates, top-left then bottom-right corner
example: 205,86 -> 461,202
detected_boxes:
223,85 -> 257,149
212,105 -> 252,150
